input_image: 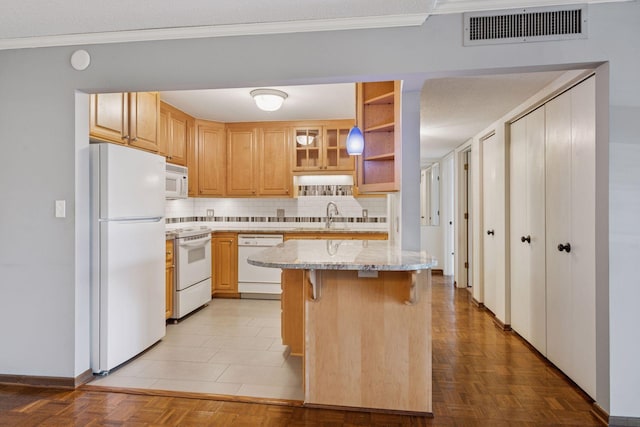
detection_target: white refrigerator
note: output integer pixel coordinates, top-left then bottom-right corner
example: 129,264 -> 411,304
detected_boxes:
90,143 -> 166,374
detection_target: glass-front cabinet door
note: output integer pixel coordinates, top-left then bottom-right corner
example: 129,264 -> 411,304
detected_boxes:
325,124 -> 354,171
293,127 -> 322,171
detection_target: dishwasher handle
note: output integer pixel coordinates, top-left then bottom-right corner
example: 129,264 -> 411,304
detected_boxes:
238,234 -> 283,246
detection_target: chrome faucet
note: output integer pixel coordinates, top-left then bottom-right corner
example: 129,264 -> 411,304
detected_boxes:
326,201 -> 340,229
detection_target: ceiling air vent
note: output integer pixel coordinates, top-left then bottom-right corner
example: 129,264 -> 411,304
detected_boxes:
464,5 -> 587,46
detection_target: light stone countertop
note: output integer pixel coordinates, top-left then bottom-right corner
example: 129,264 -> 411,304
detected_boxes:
247,239 -> 437,271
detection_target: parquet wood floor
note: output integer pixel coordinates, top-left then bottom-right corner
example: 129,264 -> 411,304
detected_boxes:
0,276 -> 603,426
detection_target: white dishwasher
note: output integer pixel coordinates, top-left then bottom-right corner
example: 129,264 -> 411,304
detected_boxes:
238,234 -> 284,298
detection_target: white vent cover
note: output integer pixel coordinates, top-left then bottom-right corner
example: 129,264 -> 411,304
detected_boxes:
464,5 -> 588,46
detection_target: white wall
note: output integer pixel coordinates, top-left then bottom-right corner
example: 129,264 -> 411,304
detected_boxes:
441,154 -> 454,275
609,105 -> 640,419
0,2 -> 638,417
401,90 -> 422,251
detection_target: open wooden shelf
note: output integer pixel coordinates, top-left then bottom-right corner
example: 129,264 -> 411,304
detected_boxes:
365,122 -> 394,133
364,152 -> 395,161
364,91 -> 394,105
356,81 -> 401,193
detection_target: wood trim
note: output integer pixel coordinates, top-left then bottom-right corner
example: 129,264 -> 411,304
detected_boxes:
0,368 -> 93,389
81,384 -> 304,407
492,316 -> 511,331
212,292 -> 240,299
304,402 -> 433,418
74,369 -> 95,387
591,402 -> 609,426
471,297 -> 485,309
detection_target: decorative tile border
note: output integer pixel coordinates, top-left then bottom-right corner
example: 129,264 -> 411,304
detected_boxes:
166,216 -> 386,224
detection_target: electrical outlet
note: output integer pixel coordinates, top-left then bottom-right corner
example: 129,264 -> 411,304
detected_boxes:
206,209 -> 214,217
362,209 -> 368,219
276,208 -> 285,218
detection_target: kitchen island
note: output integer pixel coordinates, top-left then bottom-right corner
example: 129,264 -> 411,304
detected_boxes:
248,239 -> 437,415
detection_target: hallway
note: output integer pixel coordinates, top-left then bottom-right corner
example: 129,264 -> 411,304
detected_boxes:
0,275 -> 602,426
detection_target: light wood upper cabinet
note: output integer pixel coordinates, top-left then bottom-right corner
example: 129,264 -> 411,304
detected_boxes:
89,93 -> 129,145
159,102 -> 189,166
212,233 -> 238,296
356,81 -> 401,192
227,126 -> 258,196
196,120 -> 226,197
324,122 -> 354,171
292,120 -> 354,172
258,127 -> 291,196
128,92 -> 161,152
90,92 -> 160,153
226,123 -> 291,197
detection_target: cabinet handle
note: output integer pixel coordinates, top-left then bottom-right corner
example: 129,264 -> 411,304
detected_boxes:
557,243 -> 572,253
487,229 -> 495,236
131,137 -> 138,142
122,135 -> 130,140
521,235 -> 531,244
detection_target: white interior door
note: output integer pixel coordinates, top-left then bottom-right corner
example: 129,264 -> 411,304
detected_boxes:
545,87 -> 573,376
510,106 -> 546,354
567,76 -> 596,397
482,133 -> 498,314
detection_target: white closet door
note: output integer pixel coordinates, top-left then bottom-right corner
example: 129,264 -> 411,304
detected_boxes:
568,76 -> 596,397
545,87 -> 573,378
510,106 -> 546,354
482,133 -> 498,314
545,76 -> 596,398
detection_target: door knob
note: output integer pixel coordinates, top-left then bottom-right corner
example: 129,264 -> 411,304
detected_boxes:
487,230 -> 495,236
521,235 -> 531,244
557,243 -> 572,253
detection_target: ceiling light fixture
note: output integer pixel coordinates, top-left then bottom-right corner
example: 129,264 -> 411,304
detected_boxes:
250,88 -> 288,112
346,126 -> 364,155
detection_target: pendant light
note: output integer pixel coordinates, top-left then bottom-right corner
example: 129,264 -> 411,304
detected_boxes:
346,126 -> 364,155
250,89 -> 288,111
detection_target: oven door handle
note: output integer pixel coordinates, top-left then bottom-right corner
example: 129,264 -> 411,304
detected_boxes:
179,238 -> 211,249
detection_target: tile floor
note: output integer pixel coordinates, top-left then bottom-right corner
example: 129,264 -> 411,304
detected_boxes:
88,298 -> 304,401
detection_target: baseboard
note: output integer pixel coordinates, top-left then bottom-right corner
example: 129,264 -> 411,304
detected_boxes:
0,369 -> 93,389
212,292 -> 241,299
304,402 -> 433,418
591,403 -> 609,426
81,384 -> 304,407
492,316 -> 511,331
471,297 -> 484,309
74,369 -> 94,387
609,415 -> 640,427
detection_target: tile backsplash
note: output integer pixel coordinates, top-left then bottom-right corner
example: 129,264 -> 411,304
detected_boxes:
166,196 -> 388,230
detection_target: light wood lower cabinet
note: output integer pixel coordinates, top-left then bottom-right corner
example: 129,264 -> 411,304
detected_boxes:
211,233 -> 238,297
165,240 -> 174,320
281,232 -> 388,355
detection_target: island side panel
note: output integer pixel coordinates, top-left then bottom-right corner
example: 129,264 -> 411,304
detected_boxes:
304,269 -> 432,414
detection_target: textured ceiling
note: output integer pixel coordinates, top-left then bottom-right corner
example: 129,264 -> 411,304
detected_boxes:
420,71 -> 568,161
161,84 -> 355,123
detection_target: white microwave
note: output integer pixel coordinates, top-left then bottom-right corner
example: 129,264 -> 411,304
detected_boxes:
166,164 -> 188,199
